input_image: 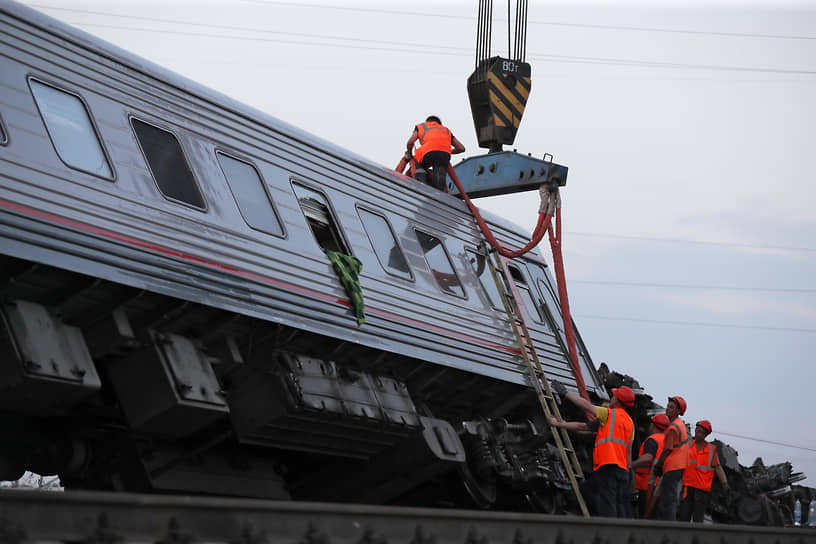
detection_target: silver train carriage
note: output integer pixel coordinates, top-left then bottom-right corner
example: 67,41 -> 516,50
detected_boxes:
0,0 -> 605,510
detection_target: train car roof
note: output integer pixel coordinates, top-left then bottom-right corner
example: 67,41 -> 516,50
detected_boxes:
1,1 -> 400,182
1,0 -> 545,257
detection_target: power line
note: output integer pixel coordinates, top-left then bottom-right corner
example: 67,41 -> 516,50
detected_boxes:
715,431 -> 816,453
570,279 -> 816,294
575,314 -> 816,333
235,1 -> 816,41
528,53 -> 816,76
530,20 -> 816,42
31,5 -> 466,52
35,6 -> 816,76
56,22 -> 467,57
566,231 -> 815,252
53,20 -> 816,77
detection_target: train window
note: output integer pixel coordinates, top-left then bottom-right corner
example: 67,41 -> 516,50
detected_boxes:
508,264 -> 543,322
414,230 -> 464,297
28,79 -> 112,179
357,208 -> 412,280
537,279 -> 563,330
0,115 -> 7,145
216,152 -> 284,236
292,183 -> 349,254
466,249 -> 502,309
130,118 -> 205,209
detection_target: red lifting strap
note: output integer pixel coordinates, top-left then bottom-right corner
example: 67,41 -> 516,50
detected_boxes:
446,164 -> 551,259
445,163 -> 591,402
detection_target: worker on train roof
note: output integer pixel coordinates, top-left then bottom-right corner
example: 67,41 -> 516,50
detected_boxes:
405,115 -> 465,192
678,420 -> 728,522
548,381 -> 635,518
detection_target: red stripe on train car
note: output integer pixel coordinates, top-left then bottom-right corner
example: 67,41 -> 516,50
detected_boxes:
0,198 -> 521,357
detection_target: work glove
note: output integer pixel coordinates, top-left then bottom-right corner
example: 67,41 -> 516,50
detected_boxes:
652,461 -> 663,478
404,151 -> 412,161
550,380 -> 567,397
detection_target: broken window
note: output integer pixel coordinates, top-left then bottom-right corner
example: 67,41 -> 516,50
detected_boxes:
415,230 -> 464,297
293,183 -> 349,254
466,249 -> 502,309
508,264 -> 542,323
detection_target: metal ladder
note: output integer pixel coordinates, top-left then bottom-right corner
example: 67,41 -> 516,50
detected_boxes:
483,246 -> 590,517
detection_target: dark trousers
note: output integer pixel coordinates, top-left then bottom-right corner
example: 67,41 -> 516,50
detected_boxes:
583,465 -> 630,518
653,469 -> 684,520
421,150 -> 451,191
678,486 -> 711,522
637,488 -> 650,518
619,469 -> 633,518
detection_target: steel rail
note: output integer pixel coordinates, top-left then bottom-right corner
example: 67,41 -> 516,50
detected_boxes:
0,490 -> 813,544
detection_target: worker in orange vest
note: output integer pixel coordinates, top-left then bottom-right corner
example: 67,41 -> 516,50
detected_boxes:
630,413 -> 670,518
652,395 -> 689,520
405,115 -> 466,191
549,381 -> 635,518
678,420 -> 728,522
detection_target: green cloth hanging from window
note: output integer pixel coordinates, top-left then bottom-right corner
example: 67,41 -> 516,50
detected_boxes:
326,250 -> 366,325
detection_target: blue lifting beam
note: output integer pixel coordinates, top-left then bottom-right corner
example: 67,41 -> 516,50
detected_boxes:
448,151 -> 567,199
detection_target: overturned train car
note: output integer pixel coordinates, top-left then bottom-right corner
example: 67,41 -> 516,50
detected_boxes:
0,0 -> 606,510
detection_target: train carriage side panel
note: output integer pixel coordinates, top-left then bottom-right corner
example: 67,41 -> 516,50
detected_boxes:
0,0 -> 604,399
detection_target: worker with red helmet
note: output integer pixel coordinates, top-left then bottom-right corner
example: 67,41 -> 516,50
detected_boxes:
549,381 -> 635,518
678,420 -> 728,522
630,413 -> 670,518
652,395 -> 690,520
405,115 -> 466,191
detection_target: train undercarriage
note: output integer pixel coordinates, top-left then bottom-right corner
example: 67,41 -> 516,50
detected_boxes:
0,253 -> 596,512
1,253 -> 813,525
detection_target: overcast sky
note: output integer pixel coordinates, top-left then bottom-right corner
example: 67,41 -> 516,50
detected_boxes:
17,0 -> 816,487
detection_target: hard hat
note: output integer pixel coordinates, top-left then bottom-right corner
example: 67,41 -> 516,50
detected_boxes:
696,420 -> 712,434
612,386 -> 635,407
651,413 -> 670,430
668,395 -> 687,415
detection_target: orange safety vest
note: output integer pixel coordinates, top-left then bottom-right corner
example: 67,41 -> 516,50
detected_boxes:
682,442 -> 718,492
663,416 -> 690,472
593,407 -> 633,471
413,122 -> 452,163
634,432 -> 665,491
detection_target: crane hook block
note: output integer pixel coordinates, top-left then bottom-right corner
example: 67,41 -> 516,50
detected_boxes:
467,57 -> 532,153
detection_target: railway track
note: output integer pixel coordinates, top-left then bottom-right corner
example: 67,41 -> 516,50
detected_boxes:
0,490 -> 813,544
